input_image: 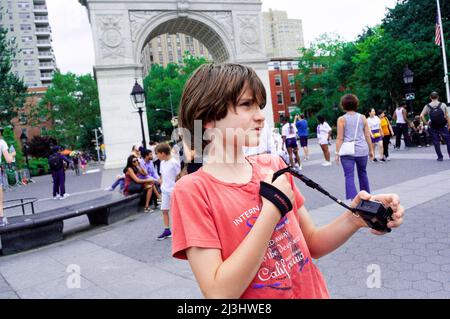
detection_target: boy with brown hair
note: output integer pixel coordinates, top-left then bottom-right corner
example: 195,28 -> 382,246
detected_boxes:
155,143 -> 180,240
171,63 -> 405,299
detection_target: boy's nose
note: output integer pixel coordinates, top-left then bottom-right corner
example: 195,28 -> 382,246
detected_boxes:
254,107 -> 265,122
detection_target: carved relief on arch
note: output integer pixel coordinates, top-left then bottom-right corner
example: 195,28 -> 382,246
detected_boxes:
203,11 -> 234,41
129,11 -> 164,42
97,14 -> 126,60
236,14 -> 261,55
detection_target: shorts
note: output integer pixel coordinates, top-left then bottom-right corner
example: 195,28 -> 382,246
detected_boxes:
161,191 -> 172,210
371,129 -> 382,143
318,137 -> 329,145
285,137 -> 298,149
299,136 -> 308,147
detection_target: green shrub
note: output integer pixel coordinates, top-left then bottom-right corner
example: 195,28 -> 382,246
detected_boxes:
28,157 -> 49,176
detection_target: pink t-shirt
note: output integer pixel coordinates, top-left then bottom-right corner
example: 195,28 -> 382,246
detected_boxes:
171,154 -> 330,299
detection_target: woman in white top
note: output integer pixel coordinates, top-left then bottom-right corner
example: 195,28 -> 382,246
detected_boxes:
367,108 -> 384,162
281,117 -> 302,169
317,115 -> 332,166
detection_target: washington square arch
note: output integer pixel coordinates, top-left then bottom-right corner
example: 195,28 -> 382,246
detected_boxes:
80,0 -> 275,169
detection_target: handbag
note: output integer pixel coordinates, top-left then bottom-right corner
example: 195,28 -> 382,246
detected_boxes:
128,180 -> 143,194
339,114 -> 360,156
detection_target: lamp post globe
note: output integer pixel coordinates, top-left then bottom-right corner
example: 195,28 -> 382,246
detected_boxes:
403,66 -> 414,112
130,80 -> 147,150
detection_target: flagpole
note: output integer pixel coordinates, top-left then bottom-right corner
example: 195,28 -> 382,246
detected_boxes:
437,0 -> 450,103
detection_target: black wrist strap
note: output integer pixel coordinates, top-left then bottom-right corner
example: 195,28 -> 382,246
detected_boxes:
260,181 -> 293,217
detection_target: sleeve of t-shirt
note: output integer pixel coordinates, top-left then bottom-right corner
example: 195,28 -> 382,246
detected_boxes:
281,125 -> 287,137
171,179 -> 222,260
325,123 -> 332,133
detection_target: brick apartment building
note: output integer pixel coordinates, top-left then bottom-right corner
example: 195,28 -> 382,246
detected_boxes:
11,87 -> 53,142
268,59 -> 302,125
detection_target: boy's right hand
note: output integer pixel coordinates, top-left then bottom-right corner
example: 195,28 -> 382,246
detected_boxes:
263,170 -> 295,206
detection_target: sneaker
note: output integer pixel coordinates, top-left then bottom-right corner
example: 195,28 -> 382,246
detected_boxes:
321,161 -> 332,167
380,158 -> 387,163
0,217 -> 8,227
144,207 -> 155,213
156,228 -> 172,241
426,144 -> 431,147
104,187 -> 113,191
418,145 -> 422,148
386,157 -> 391,161
437,158 -> 444,162
53,195 -> 60,200
60,193 -> 70,200
373,158 -> 378,163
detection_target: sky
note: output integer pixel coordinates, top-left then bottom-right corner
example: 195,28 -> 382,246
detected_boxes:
47,0 -> 399,75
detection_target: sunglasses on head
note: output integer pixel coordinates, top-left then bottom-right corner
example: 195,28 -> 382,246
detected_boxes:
132,159 -> 138,163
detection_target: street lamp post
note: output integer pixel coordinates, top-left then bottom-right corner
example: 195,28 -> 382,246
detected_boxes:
130,80 -> 147,150
403,66 -> 415,113
20,132 -> 30,175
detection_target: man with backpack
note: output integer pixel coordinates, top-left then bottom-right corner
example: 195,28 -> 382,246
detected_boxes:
49,146 -> 70,199
420,92 -> 450,161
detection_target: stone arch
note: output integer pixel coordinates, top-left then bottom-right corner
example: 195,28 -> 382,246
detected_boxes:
131,11 -> 236,65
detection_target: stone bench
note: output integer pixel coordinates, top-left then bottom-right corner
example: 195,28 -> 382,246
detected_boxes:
0,192 -> 141,256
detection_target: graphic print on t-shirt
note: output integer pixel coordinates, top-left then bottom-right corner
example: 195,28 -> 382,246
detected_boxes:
236,204 -> 310,292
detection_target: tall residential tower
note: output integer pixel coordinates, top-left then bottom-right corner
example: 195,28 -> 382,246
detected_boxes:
263,9 -> 304,59
0,0 -> 57,87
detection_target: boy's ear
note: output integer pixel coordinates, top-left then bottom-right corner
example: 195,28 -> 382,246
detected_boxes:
203,121 -> 215,130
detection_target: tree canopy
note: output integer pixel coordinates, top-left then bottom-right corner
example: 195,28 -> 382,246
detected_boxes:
0,25 -> 27,127
34,72 -> 101,152
143,53 -> 209,141
297,0 -> 450,128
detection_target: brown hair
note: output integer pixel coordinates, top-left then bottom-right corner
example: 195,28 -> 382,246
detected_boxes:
155,143 -> 171,156
430,91 -> 439,100
340,94 -> 359,111
179,63 -> 266,155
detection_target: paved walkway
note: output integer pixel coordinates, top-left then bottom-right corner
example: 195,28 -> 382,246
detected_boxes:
1,140 -> 449,298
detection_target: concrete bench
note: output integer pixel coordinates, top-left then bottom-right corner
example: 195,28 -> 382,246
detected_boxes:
0,192 -> 141,256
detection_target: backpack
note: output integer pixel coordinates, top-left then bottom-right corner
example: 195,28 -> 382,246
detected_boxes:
428,103 -> 447,129
48,153 -> 63,171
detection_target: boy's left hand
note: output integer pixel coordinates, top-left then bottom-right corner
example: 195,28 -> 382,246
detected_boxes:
351,191 -> 405,235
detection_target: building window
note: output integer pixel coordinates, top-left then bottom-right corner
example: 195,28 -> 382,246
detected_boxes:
274,75 -> 281,86
278,111 -> 285,120
20,24 -> 32,31
10,25 -> 14,32
274,62 -> 280,71
287,62 -> 293,70
19,12 -> 31,19
277,92 -> 284,105
19,114 -> 27,125
290,90 -> 296,104
18,2 -> 30,9
22,36 -> 33,43
288,74 -> 295,86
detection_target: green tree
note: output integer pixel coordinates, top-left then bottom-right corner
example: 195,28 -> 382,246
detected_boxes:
0,25 -> 27,127
35,72 -> 101,152
143,53 -> 209,140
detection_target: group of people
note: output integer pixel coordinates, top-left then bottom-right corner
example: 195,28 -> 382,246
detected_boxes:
109,142 -> 181,241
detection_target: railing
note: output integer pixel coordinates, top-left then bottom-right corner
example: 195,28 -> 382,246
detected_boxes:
34,16 -> 49,21
39,62 -> 54,67
33,5 -> 47,10
2,198 -> 38,216
37,40 -> 51,45
38,52 -> 53,57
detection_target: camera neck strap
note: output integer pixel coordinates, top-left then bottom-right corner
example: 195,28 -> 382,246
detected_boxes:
272,166 -> 357,214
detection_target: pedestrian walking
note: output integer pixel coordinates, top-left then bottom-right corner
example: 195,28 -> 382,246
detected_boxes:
367,108 -> 384,162
379,110 -> 394,162
317,116 -> 332,166
72,154 -> 80,176
281,117 -> 302,169
171,63 -> 404,299
335,94 -> 374,200
0,128 -> 16,226
155,143 -> 180,240
48,146 -> 70,200
392,101 -> 412,149
420,91 -> 450,161
295,114 -> 309,160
